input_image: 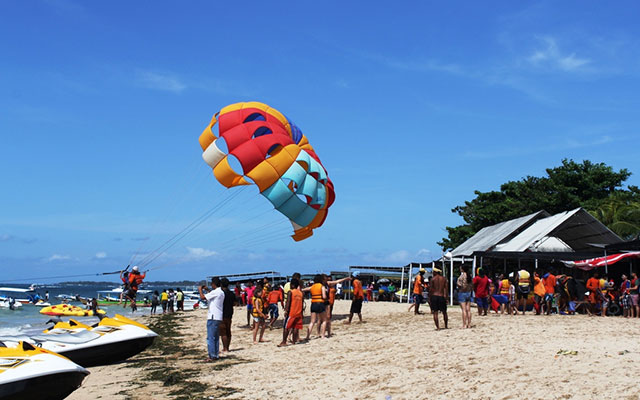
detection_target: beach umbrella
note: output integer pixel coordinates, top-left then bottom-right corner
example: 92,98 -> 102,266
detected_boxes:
377,278 -> 390,284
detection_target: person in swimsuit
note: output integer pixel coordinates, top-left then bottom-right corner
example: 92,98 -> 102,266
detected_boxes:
429,267 -> 448,330
347,271 -> 364,324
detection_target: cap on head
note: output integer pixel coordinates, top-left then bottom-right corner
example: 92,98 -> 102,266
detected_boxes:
433,267 -> 442,273
419,268 -> 426,274
132,266 -> 139,272
353,271 -> 360,277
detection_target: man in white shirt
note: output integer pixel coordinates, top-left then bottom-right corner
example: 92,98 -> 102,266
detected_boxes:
199,277 -> 225,361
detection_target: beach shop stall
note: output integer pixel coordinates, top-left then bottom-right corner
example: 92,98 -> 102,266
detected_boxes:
443,207 -> 625,305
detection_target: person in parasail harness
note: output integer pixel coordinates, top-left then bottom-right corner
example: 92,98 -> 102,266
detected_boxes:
125,266 -> 146,311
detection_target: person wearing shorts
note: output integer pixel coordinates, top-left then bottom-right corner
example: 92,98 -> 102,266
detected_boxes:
347,271 -> 364,324
516,269 -> 531,315
251,287 -> 267,343
473,269 -> 490,316
457,265 -> 473,329
305,274 -> 328,339
412,269 -> 427,315
429,267 -> 448,330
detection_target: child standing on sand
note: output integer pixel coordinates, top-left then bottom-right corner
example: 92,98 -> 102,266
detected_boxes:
252,287 -> 267,344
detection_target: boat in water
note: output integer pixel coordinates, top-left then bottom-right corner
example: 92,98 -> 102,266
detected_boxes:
0,287 -> 34,306
0,314 -> 158,368
95,288 -> 152,307
0,340 -> 88,400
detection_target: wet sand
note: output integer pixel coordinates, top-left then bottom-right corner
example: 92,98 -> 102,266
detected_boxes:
68,300 -> 640,399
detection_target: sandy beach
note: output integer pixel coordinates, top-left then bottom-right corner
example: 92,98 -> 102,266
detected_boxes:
69,300 -> 640,400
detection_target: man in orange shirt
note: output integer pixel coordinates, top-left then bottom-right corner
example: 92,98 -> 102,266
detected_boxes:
586,272 -> 600,316
347,272 -> 364,324
412,269 -> 426,315
542,271 -> 557,315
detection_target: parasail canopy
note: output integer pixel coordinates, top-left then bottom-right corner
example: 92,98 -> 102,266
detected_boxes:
199,102 -> 334,241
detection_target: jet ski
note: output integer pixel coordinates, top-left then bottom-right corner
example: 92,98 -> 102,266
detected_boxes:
0,299 -> 21,310
0,340 -> 88,400
0,314 -> 157,368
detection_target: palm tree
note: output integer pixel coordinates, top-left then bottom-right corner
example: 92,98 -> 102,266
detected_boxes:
590,195 -> 640,240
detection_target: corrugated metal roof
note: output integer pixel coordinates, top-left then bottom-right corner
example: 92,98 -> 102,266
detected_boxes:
495,208 -> 621,252
451,211 -> 548,257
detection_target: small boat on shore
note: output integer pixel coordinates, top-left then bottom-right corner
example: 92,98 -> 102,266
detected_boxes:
0,341 -> 89,400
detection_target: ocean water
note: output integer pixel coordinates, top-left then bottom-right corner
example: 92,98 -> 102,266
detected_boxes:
0,283 -> 172,335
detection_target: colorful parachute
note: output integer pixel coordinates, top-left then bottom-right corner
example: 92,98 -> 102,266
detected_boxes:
198,102 -> 335,241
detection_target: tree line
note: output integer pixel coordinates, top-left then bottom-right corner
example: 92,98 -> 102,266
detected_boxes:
439,159 -> 640,250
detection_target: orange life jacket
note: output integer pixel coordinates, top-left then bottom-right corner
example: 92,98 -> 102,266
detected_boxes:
310,283 -> 324,303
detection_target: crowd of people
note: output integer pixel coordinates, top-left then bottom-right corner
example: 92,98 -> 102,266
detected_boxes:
194,266 -> 640,361
149,288 -> 186,315
410,265 -> 640,331
197,272 -> 363,362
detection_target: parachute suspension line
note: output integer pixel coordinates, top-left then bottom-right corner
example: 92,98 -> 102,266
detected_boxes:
222,227 -> 292,253
211,217 -> 290,250
137,187 -> 246,268
129,161 -> 208,266
177,184 -> 262,247
138,186 -> 249,268
135,185 -> 246,266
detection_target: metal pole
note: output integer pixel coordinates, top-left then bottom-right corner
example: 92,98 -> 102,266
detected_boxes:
604,249 -> 608,275
473,256 -> 477,278
407,266 -> 413,304
450,257 -> 454,306
400,266 -> 405,303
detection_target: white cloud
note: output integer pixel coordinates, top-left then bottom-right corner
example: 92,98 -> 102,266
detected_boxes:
416,249 -> 431,258
48,254 -> 71,262
95,251 -> 107,259
186,247 -> 218,260
527,36 -> 591,72
383,250 -> 411,264
247,253 -> 264,261
136,70 -> 187,93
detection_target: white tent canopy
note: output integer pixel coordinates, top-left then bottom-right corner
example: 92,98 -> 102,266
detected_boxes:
451,211 -> 549,257
494,208 -> 621,252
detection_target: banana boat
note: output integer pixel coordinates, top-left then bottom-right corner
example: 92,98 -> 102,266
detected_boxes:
39,304 -> 106,317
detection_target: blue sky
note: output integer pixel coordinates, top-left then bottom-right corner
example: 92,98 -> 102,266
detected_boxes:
1,1 -> 639,282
